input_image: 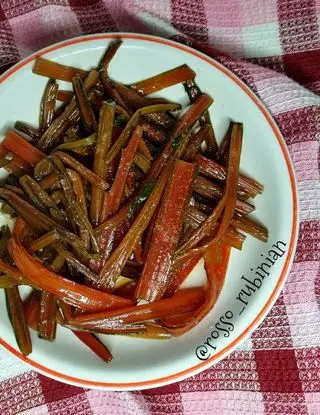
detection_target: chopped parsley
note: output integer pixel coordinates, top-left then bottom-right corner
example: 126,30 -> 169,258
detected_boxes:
114,114 -> 126,126
127,180 -> 156,218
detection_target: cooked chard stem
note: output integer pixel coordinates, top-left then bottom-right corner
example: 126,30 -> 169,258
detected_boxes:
72,75 -> 97,133
53,133 -> 96,152
14,121 -> 40,142
40,79 -> 58,133
50,155 -> 100,253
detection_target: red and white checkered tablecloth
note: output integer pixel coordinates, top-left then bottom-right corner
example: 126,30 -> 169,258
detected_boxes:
0,1 -> 319,414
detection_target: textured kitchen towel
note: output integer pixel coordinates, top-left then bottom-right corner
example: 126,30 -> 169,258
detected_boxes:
0,1 -> 319,415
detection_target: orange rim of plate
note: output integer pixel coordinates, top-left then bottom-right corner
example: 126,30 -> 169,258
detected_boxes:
0,33 -> 299,390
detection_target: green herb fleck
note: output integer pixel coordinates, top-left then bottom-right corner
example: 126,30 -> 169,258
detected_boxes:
55,133 -> 96,152
172,134 -> 182,151
114,115 -> 126,126
127,180 -> 156,218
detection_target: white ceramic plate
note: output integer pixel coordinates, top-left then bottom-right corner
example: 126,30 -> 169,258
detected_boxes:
0,33 -> 298,390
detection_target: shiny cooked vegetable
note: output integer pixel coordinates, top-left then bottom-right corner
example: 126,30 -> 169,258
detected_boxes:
0,40 -> 267,363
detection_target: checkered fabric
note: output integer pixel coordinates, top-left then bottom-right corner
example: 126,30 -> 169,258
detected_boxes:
0,1 -> 319,414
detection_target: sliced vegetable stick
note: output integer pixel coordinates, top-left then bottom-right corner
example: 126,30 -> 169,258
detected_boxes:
184,79 -> 218,156
60,320 -> 147,335
145,94 -> 213,183
67,170 -> 88,215
126,324 -> 171,339
103,125 -> 142,219
90,101 -> 115,226
38,291 -> 56,342
51,155 -> 99,253
113,279 -> 137,300
19,175 -> 65,225
57,90 -> 73,103
98,160 -> 173,290
176,125 -> 243,255
160,311 -> 195,329
140,120 -> 167,143
54,151 -> 109,190
2,130 -> 45,166
195,154 -> 263,198
37,254 -> 64,340
130,64 -> 195,95
34,158 -> 53,180
30,230 -> 58,252
3,184 -> 24,197
0,189 -> 94,261
202,112 -> 218,156
217,121 -> 234,163
38,296 -> 114,361
38,172 -> 59,190
143,97 -> 177,105
176,227 -> 245,265
138,138 -> 152,160
0,274 -> 18,288
71,287 -> 205,328
183,79 -> 201,102
94,127 -> 192,251
104,103 -> 181,165
193,176 -> 254,216
33,57 -> 87,82
53,243 -> 99,283
165,254 -> 202,297
134,238 -> 144,265
215,123 -> 243,240
54,133 -> 96,152
166,243 -> 230,336
174,94 -> 213,138
0,187 -> 61,231
14,121 -> 40,142
176,193 -> 226,255
40,79 -> 58,133
3,184 -> 24,196
72,75 -> 97,133
136,160 -> 196,302
67,169 -> 90,248
72,331 -> 112,362
37,69 -> 99,150
108,78 -> 178,130
183,124 -> 210,162
24,291 -> 40,331
0,259 -> 29,285
94,203 -> 131,238
230,214 -> 268,243
0,148 -> 14,168
5,286 -> 32,355
0,149 -> 31,177
9,219 -> 134,311
184,205 -> 262,242
99,39 -> 122,71
220,226 -> 246,249
134,152 -> 151,173
100,70 -> 130,112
